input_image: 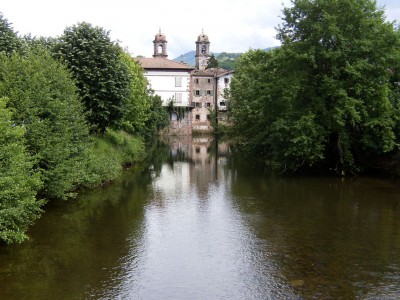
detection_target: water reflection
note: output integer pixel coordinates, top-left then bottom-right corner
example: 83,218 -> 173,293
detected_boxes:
0,136 -> 399,299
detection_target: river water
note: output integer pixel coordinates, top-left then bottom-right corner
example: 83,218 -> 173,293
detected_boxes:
0,136 -> 399,299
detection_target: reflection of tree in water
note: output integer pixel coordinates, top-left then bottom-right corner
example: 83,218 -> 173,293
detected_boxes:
228,172 -> 400,299
144,138 -> 170,177
0,165 -> 152,300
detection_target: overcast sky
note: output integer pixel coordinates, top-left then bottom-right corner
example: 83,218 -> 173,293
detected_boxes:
1,0 -> 399,58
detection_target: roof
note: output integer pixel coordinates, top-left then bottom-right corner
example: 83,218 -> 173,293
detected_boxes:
191,68 -> 232,77
154,32 -> 167,42
197,33 -> 209,43
137,57 -> 194,70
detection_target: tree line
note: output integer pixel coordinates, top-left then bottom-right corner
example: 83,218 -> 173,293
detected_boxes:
229,0 -> 400,175
0,14 -> 169,244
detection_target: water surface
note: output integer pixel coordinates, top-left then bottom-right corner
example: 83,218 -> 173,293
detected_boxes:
1,136 -> 399,299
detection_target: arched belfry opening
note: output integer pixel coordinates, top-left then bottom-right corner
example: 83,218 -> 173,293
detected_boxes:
153,29 -> 168,58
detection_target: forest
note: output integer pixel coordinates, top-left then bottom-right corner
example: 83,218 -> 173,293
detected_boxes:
0,15 -> 169,244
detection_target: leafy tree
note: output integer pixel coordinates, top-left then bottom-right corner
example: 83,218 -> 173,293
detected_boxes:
230,0 -> 400,173
119,51 -> 151,135
0,12 -> 21,54
144,93 -> 170,139
206,53 -> 219,69
0,97 -> 45,244
53,22 -> 130,133
0,48 -> 90,199
216,52 -> 241,70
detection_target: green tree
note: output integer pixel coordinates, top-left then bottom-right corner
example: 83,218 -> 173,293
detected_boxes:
216,52 -> 241,70
53,22 -> 130,133
0,48 -> 90,199
206,54 -> 219,69
144,93 -> 170,138
0,12 -> 21,54
119,51 -> 151,135
230,0 -> 400,173
0,97 -> 45,244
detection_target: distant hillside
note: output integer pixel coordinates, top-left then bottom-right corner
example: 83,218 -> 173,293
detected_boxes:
173,51 -> 196,66
173,47 -> 277,69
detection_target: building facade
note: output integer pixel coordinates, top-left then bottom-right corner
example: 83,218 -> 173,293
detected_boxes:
137,30 -> 233,134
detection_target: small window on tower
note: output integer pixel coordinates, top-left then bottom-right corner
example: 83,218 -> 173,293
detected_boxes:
201,46 -> 206,54
207,79 -> 211,84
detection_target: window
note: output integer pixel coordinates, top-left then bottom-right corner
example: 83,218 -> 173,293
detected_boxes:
207,79 -> 211,83
206,102 -> 211,108
195,90 -> 200,96
195,102 -> 201,107
224,78 -> 229,84
195,147 -> 200,153
195,114 -> 200,120
195,78 -> 199,84
207,115 -> 210,120
206,90 -> 212,96
175,77 -> 182,87
220,101 -> 226,106
174,93 -> 182,103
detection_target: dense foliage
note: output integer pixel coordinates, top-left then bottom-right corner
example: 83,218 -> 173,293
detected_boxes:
0,97 -> 45,243
216,52 -> 241,70
206,54 -> 219,69
0,13 -> 21,54
54,22 -> 131,133
230,0 -> 400,174
0,48 -> 90,199
0,14 -> 161,243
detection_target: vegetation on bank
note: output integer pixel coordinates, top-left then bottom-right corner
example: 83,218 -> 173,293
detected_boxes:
229,0 -> 400,175
0,13 -> 169,244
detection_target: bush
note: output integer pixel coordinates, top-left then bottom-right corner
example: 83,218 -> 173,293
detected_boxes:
0,97 -> 45,244
80,130 -> 145,187
0,48 -> 90,199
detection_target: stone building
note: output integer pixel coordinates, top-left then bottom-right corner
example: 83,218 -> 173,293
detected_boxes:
137,30 -> 233,134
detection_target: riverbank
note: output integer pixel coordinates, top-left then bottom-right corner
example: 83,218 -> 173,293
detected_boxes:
0,128 -> 146,245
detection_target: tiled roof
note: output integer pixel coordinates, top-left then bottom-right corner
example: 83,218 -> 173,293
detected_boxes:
137,57 -> 194,70
191,68 -> 232,77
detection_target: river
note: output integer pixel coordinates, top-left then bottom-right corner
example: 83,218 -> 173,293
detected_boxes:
0,136 -> 399,299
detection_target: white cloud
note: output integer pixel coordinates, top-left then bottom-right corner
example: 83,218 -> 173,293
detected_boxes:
1,0 -> 399,58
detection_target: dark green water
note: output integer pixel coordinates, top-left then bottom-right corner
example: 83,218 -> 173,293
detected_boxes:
1,136 -> 399,299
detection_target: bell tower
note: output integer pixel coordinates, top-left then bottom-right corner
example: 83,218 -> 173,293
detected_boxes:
195,30 -> 210,70
153,29 -> 168,58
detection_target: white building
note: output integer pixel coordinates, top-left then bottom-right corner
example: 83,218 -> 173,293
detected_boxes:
137,30 -> 194,107
217,70 -> 234,111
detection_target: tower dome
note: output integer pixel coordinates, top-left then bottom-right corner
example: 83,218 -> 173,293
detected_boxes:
197,33 -> 209,42
154,31 -> 167,42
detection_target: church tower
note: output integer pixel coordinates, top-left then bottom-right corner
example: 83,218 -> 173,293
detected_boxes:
195,30 -> 210,70
153,29 -> 168,58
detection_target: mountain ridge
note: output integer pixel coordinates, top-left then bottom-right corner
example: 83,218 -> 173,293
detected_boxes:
172,47 -> 277,68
